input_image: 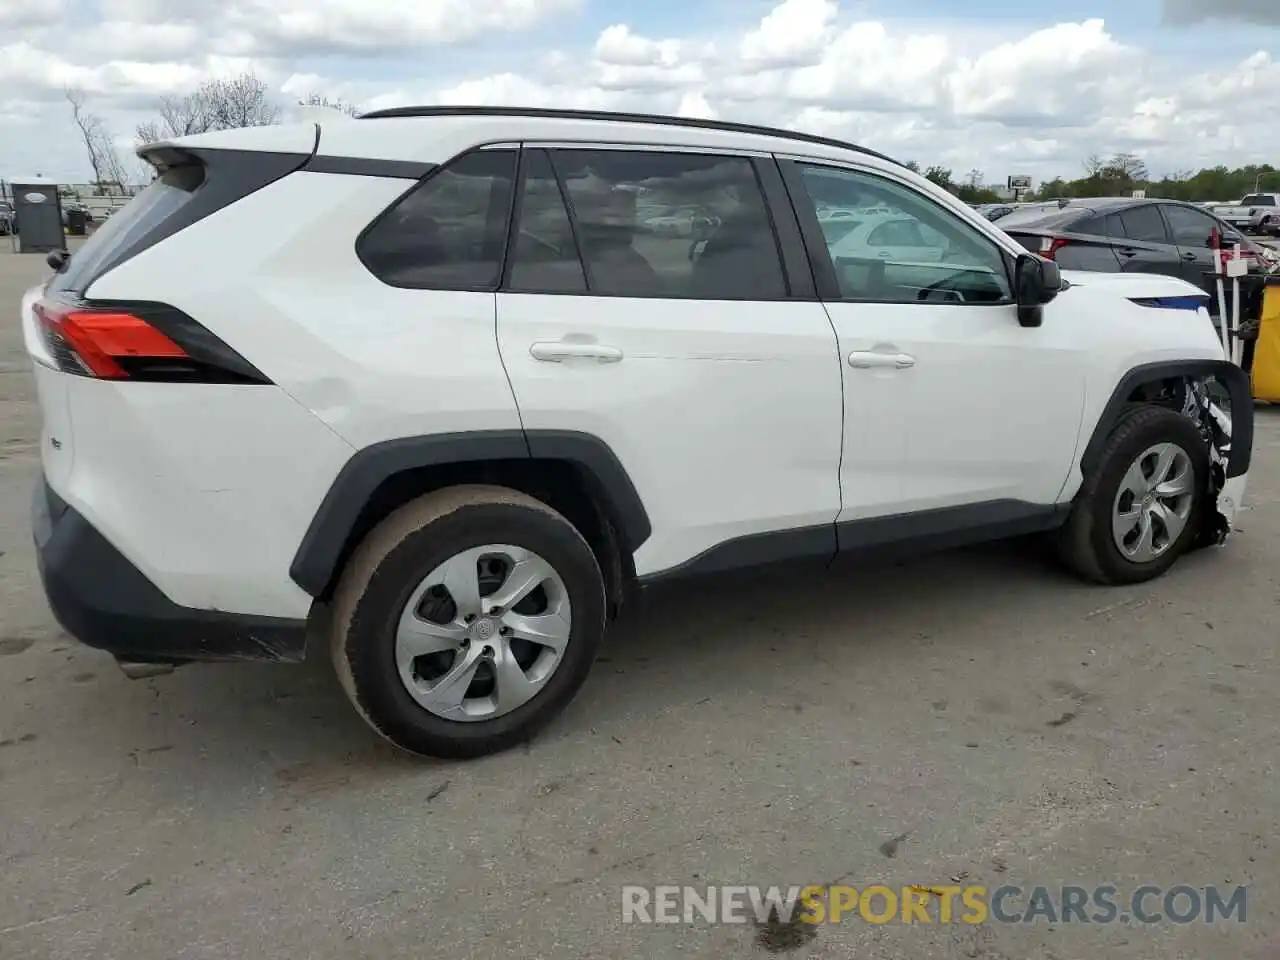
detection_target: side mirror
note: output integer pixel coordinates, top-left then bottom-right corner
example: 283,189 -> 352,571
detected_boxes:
1014,253 -> 1061,328
46,249 -> 70,272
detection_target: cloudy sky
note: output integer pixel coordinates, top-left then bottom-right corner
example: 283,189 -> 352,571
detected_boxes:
1,0 -> 1277,185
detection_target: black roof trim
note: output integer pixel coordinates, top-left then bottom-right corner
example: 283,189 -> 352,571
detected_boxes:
355,105 -> 900,166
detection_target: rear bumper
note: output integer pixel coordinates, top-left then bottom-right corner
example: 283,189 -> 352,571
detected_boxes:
32,477 -> 308,665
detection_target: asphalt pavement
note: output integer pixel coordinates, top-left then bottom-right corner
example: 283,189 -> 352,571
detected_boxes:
1,243 -> 1279,959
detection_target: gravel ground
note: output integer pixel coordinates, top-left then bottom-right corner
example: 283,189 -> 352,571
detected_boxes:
1,243 -> 1279,960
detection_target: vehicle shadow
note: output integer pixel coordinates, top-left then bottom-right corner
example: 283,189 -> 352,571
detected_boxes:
58,532 -> 1088,785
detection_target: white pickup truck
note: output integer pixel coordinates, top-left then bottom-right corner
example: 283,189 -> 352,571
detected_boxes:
1210,193 -> 1280,235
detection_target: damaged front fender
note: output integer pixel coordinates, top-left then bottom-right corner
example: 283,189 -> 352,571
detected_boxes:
1085,360 -> 1253,552
1177,374 -> 1248,547
1177,378 -> 1239,552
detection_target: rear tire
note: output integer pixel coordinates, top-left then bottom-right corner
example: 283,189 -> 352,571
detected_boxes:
1057,405 -> 1209,585
331,485 -> 606,759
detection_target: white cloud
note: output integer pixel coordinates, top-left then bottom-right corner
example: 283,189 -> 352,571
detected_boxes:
740,0 -> 838,67
594,24 -> 682,67
244,0 -> 582,53
0,0 -> 64,28
2,0 -> 1278,185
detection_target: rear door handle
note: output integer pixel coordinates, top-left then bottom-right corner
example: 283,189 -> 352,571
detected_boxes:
530,341 -> 623,363
849,351 -> 915,369
1117,247 -> 1138,258
1181,252 -> 1198,261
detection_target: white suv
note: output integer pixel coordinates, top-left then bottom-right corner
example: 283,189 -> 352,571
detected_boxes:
23,107 -> 1253,759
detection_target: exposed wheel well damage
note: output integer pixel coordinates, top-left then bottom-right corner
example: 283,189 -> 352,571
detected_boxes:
1086,360 -> 1252,549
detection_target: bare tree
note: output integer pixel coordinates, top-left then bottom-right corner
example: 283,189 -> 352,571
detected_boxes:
1104,152 -> 1148,183
1082,154 -> 1105,178
136,71 -> 281,144
66,87 -> 129,193
97,137 -> 132,193
66,87 -> 106,184
299,93 -> 361,117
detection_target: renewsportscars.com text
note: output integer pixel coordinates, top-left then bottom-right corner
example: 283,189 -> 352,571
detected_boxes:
621,884 -> 1247,926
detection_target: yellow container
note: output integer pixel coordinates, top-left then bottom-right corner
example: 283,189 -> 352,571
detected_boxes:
1254,280 -> 1280,402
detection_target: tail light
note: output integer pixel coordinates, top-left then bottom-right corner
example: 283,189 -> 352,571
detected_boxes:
31,299 -> 269,384
34,301 -> 186,379
1038,237 -> 1070,260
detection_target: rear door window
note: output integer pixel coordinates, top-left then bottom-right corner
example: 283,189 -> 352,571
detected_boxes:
1118,205 -> 1169,244
359,150 -> 517,290
545,149 -> 788,299
506,149 -> 588,294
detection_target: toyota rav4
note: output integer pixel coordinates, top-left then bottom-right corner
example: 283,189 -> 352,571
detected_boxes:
23,107 -> 1253,759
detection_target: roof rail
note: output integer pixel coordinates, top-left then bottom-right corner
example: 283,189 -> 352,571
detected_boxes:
355,105 -> 900,166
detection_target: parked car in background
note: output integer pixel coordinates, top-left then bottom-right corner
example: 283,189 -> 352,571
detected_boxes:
824,213 -> 949,263
1208,193 -> 1280,235
0,201 -> 12,236
974,203 -> 1016,222
995,197 -> 1275,304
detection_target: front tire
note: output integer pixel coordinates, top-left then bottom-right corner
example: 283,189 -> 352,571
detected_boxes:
330,485 -> 606,759
1058,405 -> 1209,585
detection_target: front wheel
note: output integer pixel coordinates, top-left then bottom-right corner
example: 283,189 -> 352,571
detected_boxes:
1057,405 -> 1210,585
330,485 -> 607,759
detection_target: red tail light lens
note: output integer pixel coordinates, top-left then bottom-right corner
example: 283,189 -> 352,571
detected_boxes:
1038,237 -> 1069,260
33,300 -> 189,379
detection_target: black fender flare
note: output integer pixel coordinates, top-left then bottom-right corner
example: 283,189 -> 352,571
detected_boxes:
288,429 -> 651,598
1079,359 -> 1253,480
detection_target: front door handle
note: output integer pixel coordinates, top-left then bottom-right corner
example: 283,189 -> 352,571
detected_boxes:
530,341 -> 623,363
849,351 -> 915,369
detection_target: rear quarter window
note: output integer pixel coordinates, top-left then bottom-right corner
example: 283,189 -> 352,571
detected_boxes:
357,150 -> 517,290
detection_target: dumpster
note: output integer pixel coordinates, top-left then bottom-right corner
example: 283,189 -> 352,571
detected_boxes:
1252,278 -> 1280,402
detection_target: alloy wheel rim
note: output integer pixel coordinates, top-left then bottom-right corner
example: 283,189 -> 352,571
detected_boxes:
1110,442 -> 1196,563
394,544 -> 572,722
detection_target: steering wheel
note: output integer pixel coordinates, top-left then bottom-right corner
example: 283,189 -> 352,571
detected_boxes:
915,273 -> 967,302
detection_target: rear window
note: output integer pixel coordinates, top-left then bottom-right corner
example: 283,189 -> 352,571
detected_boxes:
1241,194 -> 1276,207
49,164 -> 204,295
994,206 -> 1090,231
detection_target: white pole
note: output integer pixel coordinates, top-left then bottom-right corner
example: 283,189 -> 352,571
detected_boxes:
1230,243 -> 1242,366
1218,271 -> 1228,360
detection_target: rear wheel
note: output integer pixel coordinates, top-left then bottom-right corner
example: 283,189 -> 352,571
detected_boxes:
1058,405 -> 1209,585
331,485 -> 606,759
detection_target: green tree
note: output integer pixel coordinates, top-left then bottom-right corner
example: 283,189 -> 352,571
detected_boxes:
924,165 -> 953,189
